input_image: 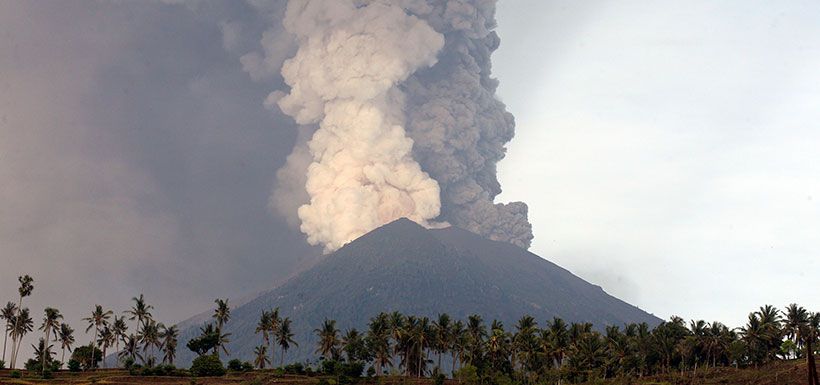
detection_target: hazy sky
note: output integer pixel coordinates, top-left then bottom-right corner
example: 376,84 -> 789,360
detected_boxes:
494,0 -> 820,327
1,0 -> 818,362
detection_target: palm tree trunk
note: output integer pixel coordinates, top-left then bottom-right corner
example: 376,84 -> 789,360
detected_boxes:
2,329 -> 7,364
13,332 -> 25,369
9,296 -> 22,369
42,329 -> 50,373
807,338 -> 818,385
280,348 -> 285,367
91,328 -> 98,370
61,346 -> 66,368
270,338 -> 275,368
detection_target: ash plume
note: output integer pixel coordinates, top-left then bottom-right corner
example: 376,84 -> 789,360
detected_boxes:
255,0 -> 533,251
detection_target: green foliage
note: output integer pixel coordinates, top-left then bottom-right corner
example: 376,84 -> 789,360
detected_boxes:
190,354 -> 226,377
320,359 -> 364,378
0,360 -> 4,369
225,358 -> 254,372
41,369 -> 53,379
283,362 -> 306,375
71,344 -> 102,370
122,356 -> 135,370
454,365 -> 479,385
24,358 -> 60,372
10,370 -> 22,378
228,358 -> 244,371
187,325 -> 221,356
67,359 -> 82,372
433,372 -> 446,385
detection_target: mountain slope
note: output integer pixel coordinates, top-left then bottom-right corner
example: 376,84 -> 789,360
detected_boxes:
176,218 -> 660,365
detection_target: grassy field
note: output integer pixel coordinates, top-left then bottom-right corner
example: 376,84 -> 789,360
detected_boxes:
0,359 -> 814,385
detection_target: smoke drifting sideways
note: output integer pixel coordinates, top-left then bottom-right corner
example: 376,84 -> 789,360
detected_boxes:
256,0 -> 534,252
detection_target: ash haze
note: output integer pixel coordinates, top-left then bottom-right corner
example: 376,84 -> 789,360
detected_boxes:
0,0 -> 818,362
494,0 -> 820,328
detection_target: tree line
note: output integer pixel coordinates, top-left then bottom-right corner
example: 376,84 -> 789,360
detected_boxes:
2,274 -> 819,384
293,306 -> 818,384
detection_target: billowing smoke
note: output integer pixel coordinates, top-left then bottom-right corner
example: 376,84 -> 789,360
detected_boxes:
256,0 -> 533,252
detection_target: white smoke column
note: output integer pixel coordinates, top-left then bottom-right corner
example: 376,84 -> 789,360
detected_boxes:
275,0 -> 445,252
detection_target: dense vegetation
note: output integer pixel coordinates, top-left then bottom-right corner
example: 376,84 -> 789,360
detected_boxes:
1,274 -> 818,384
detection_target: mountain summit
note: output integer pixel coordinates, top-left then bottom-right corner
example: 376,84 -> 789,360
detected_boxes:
177,218 -> 660,364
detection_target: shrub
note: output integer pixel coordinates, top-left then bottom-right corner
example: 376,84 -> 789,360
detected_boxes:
71,345 -> 102,370
454,365 -> 479,385
190,354 -> 226,377
434,373 -> 446,385
122,356 -> 135,370
0,360 -> 5,369
10,370 -> 22,379
25,358 -> 41,371
242,361 -> 254,372
42,369 -> 53,379
129,363 -> 143,376
283,362 -> 305,375
68,359 -> 82,372
320,359 -> 363,378
227,359 -> 243,371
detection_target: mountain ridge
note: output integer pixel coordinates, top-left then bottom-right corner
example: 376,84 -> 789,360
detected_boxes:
175,218 -> 660,365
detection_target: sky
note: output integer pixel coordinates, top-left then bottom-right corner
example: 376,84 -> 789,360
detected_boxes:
494,0 -> 820,328
1,0 -> 818,361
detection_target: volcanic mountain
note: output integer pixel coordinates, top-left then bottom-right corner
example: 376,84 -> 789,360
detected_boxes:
175,218 -> 660,365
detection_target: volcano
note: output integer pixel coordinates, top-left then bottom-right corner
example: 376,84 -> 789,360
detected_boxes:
176,218 -> 660,365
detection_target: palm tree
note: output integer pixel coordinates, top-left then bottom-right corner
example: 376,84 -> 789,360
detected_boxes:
341,328 -> 364,362
514,315 -> 538,372
544,317 -> 570,370
409,316 -> 432,377
138,320 -> 161,365
9,307 -> 33,369
465,314 -> 486,366
83,305 -> 112,370
119,334 -> 143,364
1,302 -> 17,364
97,326 -> 114,368
783,304 -> 809,358
367,313 -> 392,376
315,319 -> 341,360
111,316 -> 128,366
57,323 -> 75,367
276,317 -> 297,366
10,275 -> 33,369
451,320 -> 466,373
31,338 -> 54,368
212,298 -> 230,358
160,324 -> 178,365
756,305 -> 783,361
388,312 -> 405,360
37,307 -> 62,372
254,345 -> 270,369
125,294 -> 153,330
268,308 -> 281,366
432,313 -> 451,370
256,310 -> 271,349
570,332 -> 607,380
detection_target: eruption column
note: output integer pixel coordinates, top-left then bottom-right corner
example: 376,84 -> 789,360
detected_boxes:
276,0 -> 445,252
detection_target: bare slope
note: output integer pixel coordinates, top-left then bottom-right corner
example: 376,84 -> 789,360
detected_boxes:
177,218 -> 660,365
